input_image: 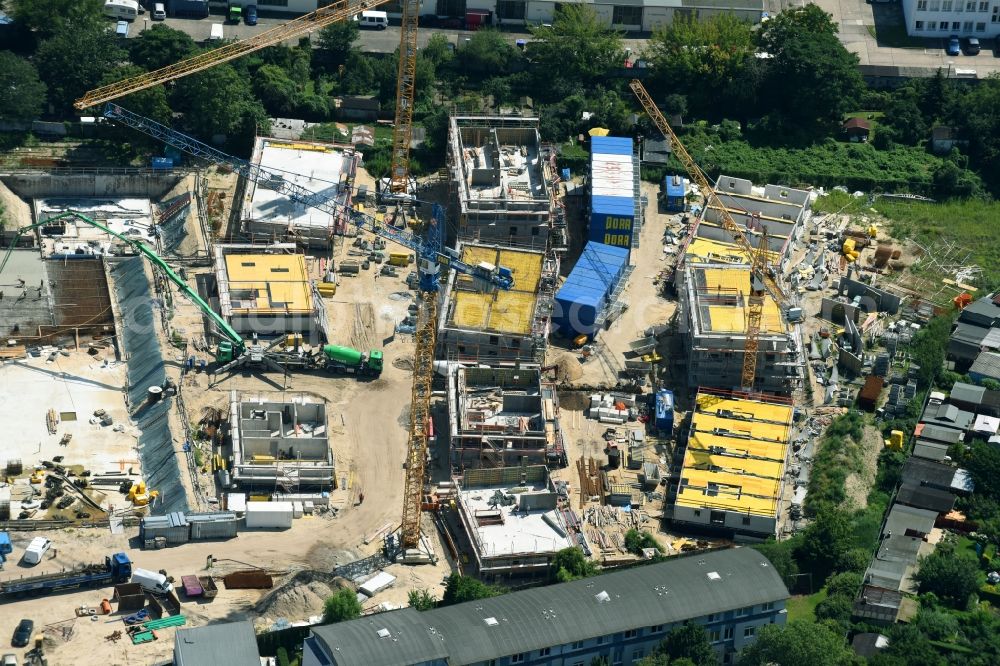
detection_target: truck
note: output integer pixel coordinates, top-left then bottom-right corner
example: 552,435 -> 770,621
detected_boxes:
0,552 -> 132,598
181,575 -> 203,598
227,2 -> 241,22
0,532 -> 12,567
320,345 -> 383,377
198,575 -> 218,599
627,336 -> 657,356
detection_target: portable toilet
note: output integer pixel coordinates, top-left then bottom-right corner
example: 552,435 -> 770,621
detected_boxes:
663,175 -> 688,212
655,389 -> 674,435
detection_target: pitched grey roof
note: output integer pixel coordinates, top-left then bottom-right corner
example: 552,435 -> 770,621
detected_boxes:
917,424 -> 963,444
950,382 -> 985,407
174,620 -> 259,666
920,403 -> 974,431
959,297 -> 1000,327
950,322 -> 989,346
309,548 -> 788,666
912,440 -> 949,462
971,351 -> 1000,381
896,484 -> 956,513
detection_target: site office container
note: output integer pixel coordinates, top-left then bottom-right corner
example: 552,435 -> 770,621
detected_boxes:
655,389 -> 675,433
590,136 -> 636,250
244,501 -> 293,529
589,194 -> 635,249
553,242 -> 630,338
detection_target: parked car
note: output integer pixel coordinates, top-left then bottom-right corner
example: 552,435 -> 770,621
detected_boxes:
152,2 -> 165,20
11,619 -> 33,648
244,4 -> 257,25
964,37 -> 981,55
946,35 -> 961,56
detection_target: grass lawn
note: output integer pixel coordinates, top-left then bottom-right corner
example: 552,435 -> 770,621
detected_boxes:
845,111 -> 885,136
814,192 -> 1000,289
786,589 -> 827,622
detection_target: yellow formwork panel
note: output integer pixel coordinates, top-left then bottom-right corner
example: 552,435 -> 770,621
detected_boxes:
698,266 -> 786,334
225,254 -> 312,313
451,246 -> 543,335
695,394 -> 793,423
685,237 -> 780,265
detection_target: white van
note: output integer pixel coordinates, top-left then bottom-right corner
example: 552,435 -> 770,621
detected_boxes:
153,3 -> 166,20
356,10 -> 388,30
103,0 -> 140,21
209,23 -> 224,41
131,567 -> 174,595
22,537 -> 51,565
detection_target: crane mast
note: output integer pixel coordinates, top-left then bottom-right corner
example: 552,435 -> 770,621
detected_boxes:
389,0 -> 420,194
629,79 -> 785,390
73,0 -> 391,109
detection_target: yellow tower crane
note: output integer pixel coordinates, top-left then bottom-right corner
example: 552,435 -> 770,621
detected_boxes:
629,79 -> 785,390
389,0 -> 420,195
73,0 -> 391,109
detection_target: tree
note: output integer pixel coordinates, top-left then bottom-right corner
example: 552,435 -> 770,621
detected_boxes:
814,594 -> 853,629
254,64 -> 300,115
340,50 -> 377,95
752,537 -> 800,589
527,6 -> 622,94
129,25 -> 197,71
12,0 -> 103,37
824,571 -> 862,599
460,28 -> 519,77
758,4 -> 839,55
322,587 -> 361,623
737,621 -> 858,666
913,544 -> 983,608
407,588 -> 437,611
909,313 -> 955,389
316,20 -> 359,71
96,64 -> 171,151
646,14 -> 755,116
172,64 -> 269,149
36,24 -> 125,112
422,34 -> 454,69
879,93 -> 928,146
651,622 -> 717,666
0,51 -> 46,121
624,529 -> 663,556
796,508 -> 853,584
441,574 -> 504,606
550,547 -> 597,582
914,608 -> 959,642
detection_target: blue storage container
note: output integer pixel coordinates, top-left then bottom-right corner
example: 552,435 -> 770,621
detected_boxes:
591,136 -> 633,155
590,135 -> 636,251
655,389 -> 674,434
554,242 -> 630,338
590,195 -> 635,248
151,157 -> 174,170
664,175 -> 688,212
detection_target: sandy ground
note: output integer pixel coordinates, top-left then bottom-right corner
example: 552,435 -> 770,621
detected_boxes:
0,513 -> 453,666
550,181 -> 679,389
0,353 -> 137,515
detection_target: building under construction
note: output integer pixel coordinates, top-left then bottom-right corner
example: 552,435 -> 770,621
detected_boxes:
446,364 -> 565,471
677,262 -> 801,394
454,465 -> 574,579
212,243 -> 328,340
679,175 -> 809,273
241,137 -> 359,248
228,391 -> 334,492
437,242 -> 557,363
669,389 -> 794,540
447,116 -> 566,253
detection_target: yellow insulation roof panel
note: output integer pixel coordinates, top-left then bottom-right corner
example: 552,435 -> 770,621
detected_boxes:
224,254 -> 312,314
697,266 -> 786,335
685,237 -> 780,266
451,246 -> 542,335
675,392 -> 793,518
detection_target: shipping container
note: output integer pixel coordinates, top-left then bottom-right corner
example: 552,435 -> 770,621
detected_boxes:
359,571 -> 396,596
187,511 -> 239,540
589,136 -> 637,251
663,175 -> 688,212
139,511 -> 189,545
655,389 -> 674,434
553,242 -> 630,338
244,501 -> 293,529
590,195 -> 635,249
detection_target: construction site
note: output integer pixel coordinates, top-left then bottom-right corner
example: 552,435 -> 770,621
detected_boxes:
0,4 -> 982,664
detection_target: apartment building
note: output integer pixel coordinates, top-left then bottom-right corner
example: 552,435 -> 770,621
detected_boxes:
902,0 -> 1000,38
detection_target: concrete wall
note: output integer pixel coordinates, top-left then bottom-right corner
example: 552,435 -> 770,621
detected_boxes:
672,504 -> 777,540
1,170 -> 186,200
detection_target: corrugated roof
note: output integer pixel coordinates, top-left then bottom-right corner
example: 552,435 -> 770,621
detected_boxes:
592,193 -> 635,216
950,382 -> 985,406
590,135 -> 633,156
555,242 -> 630,309
174,620 -> 260,665
971,351 -> 1000,380
309,548 -> 789,666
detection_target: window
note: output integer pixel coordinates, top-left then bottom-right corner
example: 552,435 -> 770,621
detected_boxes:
916,20 -> 925,29
539,647 -> 551,657
966,1 -> 976,10
496,0 -> 526,20
571,641 -> 584,650
976,20 -> 986,28
964,19 -> 974,29
706,613 -> 718,622
612,5 -> 643,25
511,654 -> 526,664
744,626 -> 756,638
693,510 -> 702,517
942,0 -> 952,9
531,226 -> 539,236
489,335 -> 499,344
710,629 -> 722,642
979,1 -> 988,10
624,629 -> 638,639
724,626 -> 735,640
917,0 -> 927,10
953,21 -> 962,28
994,6 -> 1000,22
763,602 -> 775,611
928,20 -> 937,29
509,226 -> 518,236
597,635 -> 607,645
742,516 -> 751,525
650,625 -> 665,633
631,650 -> 644,663
736,606 -> 751,617
941,22 -> 951,30
929,0 -> 940,10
